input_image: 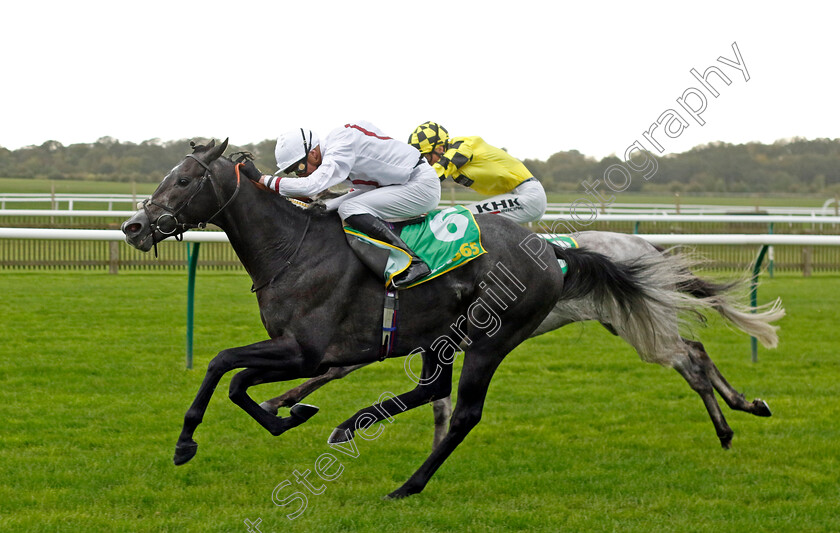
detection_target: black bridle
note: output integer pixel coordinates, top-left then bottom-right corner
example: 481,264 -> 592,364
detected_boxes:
140,154 -> 241,255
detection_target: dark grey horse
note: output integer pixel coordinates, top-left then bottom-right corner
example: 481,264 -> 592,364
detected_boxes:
121,140 -> 783,498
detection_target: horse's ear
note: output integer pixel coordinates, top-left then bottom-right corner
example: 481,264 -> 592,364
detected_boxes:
206,138 -> 228,162
189,139 -> 215,153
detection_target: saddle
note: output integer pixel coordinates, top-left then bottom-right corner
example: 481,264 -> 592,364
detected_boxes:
344,206 -> 486,290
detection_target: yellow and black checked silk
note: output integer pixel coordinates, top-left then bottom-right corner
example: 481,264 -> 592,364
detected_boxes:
408,122 -> 449,154
433,136 -> 533,196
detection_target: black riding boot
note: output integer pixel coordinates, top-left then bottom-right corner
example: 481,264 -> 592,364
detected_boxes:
344,213 -> 431,289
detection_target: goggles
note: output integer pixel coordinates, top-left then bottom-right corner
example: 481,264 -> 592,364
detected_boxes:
283,128 -> 313,176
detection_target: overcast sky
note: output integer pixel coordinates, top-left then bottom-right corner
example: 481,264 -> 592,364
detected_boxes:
2,1 -> 836,164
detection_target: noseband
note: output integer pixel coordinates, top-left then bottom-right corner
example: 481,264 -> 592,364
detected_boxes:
140,155 -> 242,254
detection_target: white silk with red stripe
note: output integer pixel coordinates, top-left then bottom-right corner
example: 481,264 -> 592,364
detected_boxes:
270,120 -> 422,198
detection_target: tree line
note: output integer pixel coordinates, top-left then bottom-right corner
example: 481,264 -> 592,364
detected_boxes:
2,136 -> 839,195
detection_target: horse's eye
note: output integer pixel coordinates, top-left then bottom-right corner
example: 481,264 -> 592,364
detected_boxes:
178,178 -> 190,186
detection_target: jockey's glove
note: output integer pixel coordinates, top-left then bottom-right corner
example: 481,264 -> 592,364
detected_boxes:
240,160 -> 263,182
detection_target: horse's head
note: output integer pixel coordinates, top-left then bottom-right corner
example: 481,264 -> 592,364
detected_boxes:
122,138 -> 231,252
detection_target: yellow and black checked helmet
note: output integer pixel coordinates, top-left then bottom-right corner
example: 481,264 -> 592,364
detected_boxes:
408,122 -> 449,154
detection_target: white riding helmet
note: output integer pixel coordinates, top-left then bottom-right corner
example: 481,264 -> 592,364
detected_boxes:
274,128 -> 320,174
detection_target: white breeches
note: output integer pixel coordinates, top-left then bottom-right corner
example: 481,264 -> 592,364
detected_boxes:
463,178 -> 547,223
334,164 -> 441,221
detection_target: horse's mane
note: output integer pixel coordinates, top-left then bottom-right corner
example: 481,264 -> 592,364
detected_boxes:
226,155 -> 340,221
187,139 -> 341,223
277,195 -> 342,221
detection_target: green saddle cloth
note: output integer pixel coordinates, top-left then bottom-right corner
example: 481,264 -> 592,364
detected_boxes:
344,206 -> 486,289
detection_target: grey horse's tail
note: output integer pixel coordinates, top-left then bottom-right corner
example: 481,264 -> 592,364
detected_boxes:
554,246 -> 658,316
552,244 -> 785,365
552,245 -> 668,360
651,243 -> 785,349
674,268 -> 785,349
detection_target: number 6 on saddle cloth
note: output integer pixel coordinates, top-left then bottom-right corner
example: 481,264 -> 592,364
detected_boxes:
344,206 -> 487,290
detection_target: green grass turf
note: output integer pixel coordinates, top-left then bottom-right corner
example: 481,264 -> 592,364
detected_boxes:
0,178 -> 158,196
0,271 -> 837,532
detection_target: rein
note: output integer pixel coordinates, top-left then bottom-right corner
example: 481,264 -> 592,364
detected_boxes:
187,155 -> 242,228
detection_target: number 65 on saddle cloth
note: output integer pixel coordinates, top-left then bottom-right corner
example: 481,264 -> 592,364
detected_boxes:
344,206 -> 486,289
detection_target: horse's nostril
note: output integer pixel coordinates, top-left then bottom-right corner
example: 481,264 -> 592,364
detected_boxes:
125,223 -> 142,234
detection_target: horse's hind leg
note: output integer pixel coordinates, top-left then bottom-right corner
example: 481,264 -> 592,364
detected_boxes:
328,351 -> 454,444
431,397 -> 452,450
259,363 -> 371,415
672,341 -> 735,449
387,347 -> 506,499
684,339 -> 772,417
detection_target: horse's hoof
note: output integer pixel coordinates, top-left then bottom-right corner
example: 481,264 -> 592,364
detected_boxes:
327,428 -> 353,444
259,401 -> 279,416
384,484 -> 416,500
719,433 -> 733,450
290,403 -> 319,421
174,441 -> 198,465
753,399 -> 772,417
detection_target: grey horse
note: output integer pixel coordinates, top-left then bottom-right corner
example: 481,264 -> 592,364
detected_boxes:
260,230 -> 784,450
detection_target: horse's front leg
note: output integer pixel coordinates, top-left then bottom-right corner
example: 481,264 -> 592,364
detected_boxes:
230,368 -> 320,434
174,337 -> 310,466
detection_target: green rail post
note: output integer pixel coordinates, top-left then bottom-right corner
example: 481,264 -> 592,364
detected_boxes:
768,222 -> 774,278
750,244 -> 769,363
186,242 -> 201,370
